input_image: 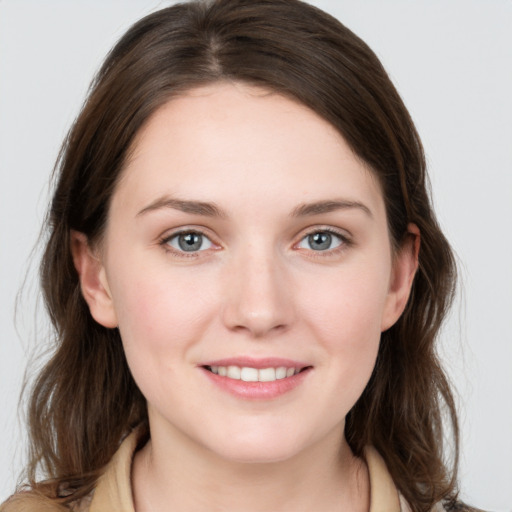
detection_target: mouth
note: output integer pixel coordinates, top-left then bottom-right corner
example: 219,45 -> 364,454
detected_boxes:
199,356 -> 314,401
202,365 -> 311,382
199,357 -> 313,399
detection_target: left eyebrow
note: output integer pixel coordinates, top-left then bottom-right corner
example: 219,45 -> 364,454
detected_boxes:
136,197 -> 227,218
290,199 -> 373,218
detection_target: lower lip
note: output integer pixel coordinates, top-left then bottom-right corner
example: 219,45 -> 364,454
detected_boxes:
200,367 -> 312,400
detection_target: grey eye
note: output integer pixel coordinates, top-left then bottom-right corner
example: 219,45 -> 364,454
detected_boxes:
167,232 -> 213,252
297,231 -> 343,251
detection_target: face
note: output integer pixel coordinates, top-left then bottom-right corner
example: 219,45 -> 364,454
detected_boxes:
75,82 -> 417,464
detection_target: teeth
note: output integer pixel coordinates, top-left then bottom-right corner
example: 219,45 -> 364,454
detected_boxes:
227,366 -> 241,379
275,367 -> 287,379
241,367 -> 259,382
208,365 -> 302,382
258,367 -> 275,382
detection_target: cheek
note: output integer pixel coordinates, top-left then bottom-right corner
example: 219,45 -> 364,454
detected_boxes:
300,261 -> 391,341
298,262 -> 390,395
107,262 -> 217,360
108,266 -> 220,411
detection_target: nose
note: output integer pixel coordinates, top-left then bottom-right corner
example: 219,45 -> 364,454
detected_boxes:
221,245 -> 295,338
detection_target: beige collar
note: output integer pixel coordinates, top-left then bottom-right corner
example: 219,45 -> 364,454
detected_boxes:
89,431 -> 403,512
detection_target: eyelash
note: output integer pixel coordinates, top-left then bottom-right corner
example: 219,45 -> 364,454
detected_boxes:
159,229 -> 217,259
158,227 -> 352,259
294,227 -> 352,258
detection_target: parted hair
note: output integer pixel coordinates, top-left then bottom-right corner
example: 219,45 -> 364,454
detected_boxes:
8,1 -> 462,511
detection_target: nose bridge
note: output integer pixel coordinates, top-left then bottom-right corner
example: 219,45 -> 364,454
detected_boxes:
222,239 -> 294,337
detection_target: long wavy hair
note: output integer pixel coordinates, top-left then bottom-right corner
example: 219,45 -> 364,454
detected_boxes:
10,1 -> 461,510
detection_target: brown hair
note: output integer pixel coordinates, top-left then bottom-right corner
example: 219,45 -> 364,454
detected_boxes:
12,1 -> 461,510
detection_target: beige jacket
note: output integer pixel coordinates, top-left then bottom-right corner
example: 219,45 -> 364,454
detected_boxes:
76,432 -> 423,512
2,431 -> 448,511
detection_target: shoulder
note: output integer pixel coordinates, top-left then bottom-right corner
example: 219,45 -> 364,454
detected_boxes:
0,489 -> 93,512
0,428 -> 142,512
443,503 -> 488,512
399,491 -> 487,512
400,499 -> 487,512
401,496 -> 488,512
0,493 -> 68,512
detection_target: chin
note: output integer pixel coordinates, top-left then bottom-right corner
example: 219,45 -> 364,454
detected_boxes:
217,444 -> 301,465
205,426 -> 311,465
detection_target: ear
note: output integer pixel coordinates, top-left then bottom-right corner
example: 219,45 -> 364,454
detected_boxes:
381,223 -> 420,331
70,231 -> 118,328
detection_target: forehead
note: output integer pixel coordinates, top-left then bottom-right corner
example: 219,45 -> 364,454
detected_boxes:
114,82 -> 384,219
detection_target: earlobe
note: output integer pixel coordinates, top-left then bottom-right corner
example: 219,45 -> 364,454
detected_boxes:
381,223 -> 420,331
70,231 -> 118,328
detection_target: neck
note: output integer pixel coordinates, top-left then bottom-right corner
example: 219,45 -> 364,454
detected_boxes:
132,422 -> 370,512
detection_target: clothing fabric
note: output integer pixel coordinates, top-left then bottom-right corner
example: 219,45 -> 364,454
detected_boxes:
2,430 -> 451,511
81,431 -> 420,512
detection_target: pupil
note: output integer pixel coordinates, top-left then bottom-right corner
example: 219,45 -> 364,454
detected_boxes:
309,232 -> 331,250
178,233 -> 202,251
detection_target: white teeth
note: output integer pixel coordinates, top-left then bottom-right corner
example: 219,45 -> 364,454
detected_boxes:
258,367 -> 276,382
275,367 -> 287,379
209,365 -> 303,382
227,366 -> 241,379
241,367 -> 259,382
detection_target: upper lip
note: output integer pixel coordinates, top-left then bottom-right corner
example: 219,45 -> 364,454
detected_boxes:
199,357 -> 311,369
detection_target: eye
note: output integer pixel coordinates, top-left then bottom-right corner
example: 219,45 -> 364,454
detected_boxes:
165,231 -> 213,252
296,230 -> 344,251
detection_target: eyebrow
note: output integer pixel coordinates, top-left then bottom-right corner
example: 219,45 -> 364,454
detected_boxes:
290,199 -> 372,218
137,197 -> 227,218
136,196 -> 372,219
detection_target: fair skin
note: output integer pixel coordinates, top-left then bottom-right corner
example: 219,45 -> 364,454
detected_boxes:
72,82 -> 419,511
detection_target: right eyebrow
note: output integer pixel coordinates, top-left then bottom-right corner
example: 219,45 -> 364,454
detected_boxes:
136,196 -> 227,218
290,199 -> 373,218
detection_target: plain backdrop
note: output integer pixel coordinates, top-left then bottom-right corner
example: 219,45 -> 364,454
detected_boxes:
1,1 -> 511,510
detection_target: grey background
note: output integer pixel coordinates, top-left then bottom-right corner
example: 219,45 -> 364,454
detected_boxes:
1,1 -> 511,510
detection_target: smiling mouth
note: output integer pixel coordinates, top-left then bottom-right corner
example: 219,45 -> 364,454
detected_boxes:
203,365 -> 311,383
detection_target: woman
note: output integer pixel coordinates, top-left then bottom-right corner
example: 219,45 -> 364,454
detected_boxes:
1,0 -> 474,510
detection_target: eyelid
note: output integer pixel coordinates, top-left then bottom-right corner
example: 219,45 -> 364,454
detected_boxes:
157,225 -> 352,258
167,232 -> 213,252
293,226 -> 352,254
158,226 -> 221,256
